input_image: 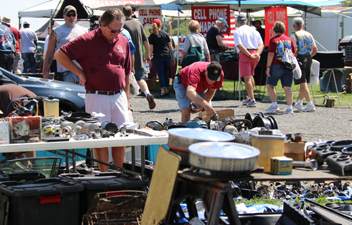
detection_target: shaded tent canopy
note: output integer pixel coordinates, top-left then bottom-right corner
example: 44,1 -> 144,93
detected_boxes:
166,0 -> 323,16
35,19 -> 90,40
18,0 -> 91,19
35,19 -> 60,39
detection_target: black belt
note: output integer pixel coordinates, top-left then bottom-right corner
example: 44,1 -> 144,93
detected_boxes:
86,90 -> 121,95
298,53 -> 310,56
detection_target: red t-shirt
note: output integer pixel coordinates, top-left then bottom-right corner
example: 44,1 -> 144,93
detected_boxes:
60,28 -> 131,92
180,61 -> 223,93
9,26 -> 21,53
268,34 -> 296,65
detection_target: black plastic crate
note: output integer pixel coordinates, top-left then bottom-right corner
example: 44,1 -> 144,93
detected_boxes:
0,177 -> 83,225
60,172 -> 146,218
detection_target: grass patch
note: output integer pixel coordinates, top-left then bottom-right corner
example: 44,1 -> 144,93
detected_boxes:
234,196 -> 352,207
221,80 -> 352,106
147,77 -> 352,106
235,197 -> 284,206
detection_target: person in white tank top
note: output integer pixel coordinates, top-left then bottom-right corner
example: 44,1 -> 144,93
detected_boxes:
42,5 -> 88,84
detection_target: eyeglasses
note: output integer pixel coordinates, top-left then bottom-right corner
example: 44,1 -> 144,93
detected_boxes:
107,25 -> 120,34
66,13 -> 76,17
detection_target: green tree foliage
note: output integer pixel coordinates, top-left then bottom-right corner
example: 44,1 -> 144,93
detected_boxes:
343,0 -> 352,6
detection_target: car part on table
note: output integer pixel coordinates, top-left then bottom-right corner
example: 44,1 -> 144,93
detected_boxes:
188,142 -> 260,173
82,122 -> 102,138
292,160 -> 318,171
309,142 -> 337,165
330,140 -> 352,151
168,128 -> 234,168
326,152 -> 352,176
223,118 -> 251,132
245,112 -> 264,129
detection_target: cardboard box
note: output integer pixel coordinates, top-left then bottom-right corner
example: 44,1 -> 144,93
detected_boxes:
271,156 -> 293,175
284,142 -> 305,162
5,116 -> 41,143
199,108 -> 235,123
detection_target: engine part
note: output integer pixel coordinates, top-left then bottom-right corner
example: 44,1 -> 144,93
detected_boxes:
326,153 -> 352,176
74,125 -> 82,135
292,160 -> 318,171
82,122 -> 101,138
75,120 -> 85,127
251,114 -> 278,129
61,121 -> 75,130
244,112 -> 264,128
223,119 -> 251,132
330,140 -> 352,151
311,143 -> 337,165
101,121 -> 118,134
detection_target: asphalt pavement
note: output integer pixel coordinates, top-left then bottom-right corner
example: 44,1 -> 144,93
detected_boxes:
130,92 -> 352,142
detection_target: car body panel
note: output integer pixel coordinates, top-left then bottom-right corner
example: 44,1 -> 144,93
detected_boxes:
0,67 -> 86,112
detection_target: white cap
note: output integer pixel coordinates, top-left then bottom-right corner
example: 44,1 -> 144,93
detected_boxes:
23,20 -> 30,25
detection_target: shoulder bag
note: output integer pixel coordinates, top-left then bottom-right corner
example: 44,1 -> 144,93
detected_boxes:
180,35 -> 202,68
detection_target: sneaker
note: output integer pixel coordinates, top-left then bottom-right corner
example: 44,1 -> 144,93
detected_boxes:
147,94 -> 156,109
265,105 -> 280,113
294,102 -> 303,111
242,98 -> 251,105
302,104 -> 316,112
246,100 -> 256,107
284,108 -> 294,114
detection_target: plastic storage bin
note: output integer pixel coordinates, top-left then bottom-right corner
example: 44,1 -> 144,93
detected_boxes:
251,132 -> 286,173
0,177 -> 83,225
60,172 -> 146,218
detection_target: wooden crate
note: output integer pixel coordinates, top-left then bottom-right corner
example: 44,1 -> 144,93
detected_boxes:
199,108 -> 235,123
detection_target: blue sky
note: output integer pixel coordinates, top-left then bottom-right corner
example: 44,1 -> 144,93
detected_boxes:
3,0 -> 55,31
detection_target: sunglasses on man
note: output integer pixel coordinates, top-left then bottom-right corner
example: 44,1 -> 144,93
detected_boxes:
66,13 -> 76,17
107,25 -> 121,34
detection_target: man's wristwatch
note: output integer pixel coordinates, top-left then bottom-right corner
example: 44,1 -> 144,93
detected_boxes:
266,66 -> 270,68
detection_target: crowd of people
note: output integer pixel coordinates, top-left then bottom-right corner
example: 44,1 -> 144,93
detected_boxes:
0,6 -> 318,170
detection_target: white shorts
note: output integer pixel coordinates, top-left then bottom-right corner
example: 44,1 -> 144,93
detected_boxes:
85,90 -> 130,126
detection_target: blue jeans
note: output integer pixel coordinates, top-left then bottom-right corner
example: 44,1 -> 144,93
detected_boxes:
267,64 -> 293,87
63,71 -> 81,85
173,77 -> 205,111
153,57 -> 171,89
22,53 -> 36,73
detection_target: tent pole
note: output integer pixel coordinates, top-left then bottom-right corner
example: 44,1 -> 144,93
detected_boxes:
177,10 -> 180,67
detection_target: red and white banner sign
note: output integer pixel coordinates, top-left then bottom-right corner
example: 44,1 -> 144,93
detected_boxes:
191,6 -> 231,34
265,6 -> 288,46
138,7 -> 162,26
80,0 -> 146,8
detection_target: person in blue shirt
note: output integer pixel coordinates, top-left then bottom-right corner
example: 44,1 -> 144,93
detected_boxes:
0,23 -> 16,71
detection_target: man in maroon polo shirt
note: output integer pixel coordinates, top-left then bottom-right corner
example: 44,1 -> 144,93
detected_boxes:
173,61 -> 224,123
55,8 -> 131,172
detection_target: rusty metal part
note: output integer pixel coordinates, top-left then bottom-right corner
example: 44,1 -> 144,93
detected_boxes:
293,160 -> 318,171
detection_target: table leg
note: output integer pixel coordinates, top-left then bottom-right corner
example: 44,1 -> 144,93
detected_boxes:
141,146 -> 145,179
132,146 -> 136,172
72,149 -> 76,173
65,153 -> 69,173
